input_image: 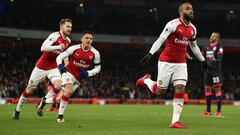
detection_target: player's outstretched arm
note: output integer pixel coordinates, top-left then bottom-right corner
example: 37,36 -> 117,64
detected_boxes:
140,36 -> 165,64
189,40 -> 205,61
140,21 -> 173,64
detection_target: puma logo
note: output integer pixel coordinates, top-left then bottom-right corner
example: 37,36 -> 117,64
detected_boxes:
178,104 -> 183,108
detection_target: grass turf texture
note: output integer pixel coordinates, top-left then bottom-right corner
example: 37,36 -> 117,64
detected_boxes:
0,104 -> 239,135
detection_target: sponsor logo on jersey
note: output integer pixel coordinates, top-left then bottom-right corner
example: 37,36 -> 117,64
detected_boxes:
174,37 -> 189,45
73,61 -> 90,68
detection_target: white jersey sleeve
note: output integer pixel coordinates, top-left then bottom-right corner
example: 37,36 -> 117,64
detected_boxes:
149,21 -> 175,55
56,45 -> 79,65
188,23 -> 205,61
41,32 -> 62,51
87,48 -> 101,77
159,21 -> 175,40
189,41 -> 205,61
190,23 -> 197,39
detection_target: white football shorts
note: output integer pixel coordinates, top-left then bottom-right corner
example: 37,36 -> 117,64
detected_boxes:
157,61 -> 187,89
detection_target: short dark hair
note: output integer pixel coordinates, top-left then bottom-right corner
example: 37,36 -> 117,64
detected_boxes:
82,31 -> 94,36
59,18 -> 72,25
178,2 -> 191,13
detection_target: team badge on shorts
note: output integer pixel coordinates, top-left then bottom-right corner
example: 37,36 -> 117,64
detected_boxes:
158,80 -> 162,85
66,78 -> 70,82
30,80 -> 34,84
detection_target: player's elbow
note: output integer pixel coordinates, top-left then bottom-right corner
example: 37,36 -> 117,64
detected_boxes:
96,66 -> 101,74
40,45 -> 46,51
56,57 -> 62,65
94,66 -> 101,75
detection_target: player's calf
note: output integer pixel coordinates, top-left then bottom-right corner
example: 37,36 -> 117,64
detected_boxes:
36,97 -> 47,117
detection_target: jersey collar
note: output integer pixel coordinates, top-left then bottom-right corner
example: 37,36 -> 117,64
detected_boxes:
179,18 -> 191,27
81,44 -> 91,52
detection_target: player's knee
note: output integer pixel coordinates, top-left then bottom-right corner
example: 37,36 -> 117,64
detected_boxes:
52,79 -> 62,90
156,87 -> 166,95
204,86 -> 211,92
175,85 -> 185,93
53,83 -> 62,91
175,84 -> 184,90
56,96 -> 61,103
26,86 -> 35,94
64,84 -> 74,97
214,87 -> 221,92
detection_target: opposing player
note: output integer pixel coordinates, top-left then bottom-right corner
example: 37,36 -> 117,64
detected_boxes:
201,32 -> 223,117
56,31 -> 101,123
136,2 -> 205,128
13,18 -> 72,120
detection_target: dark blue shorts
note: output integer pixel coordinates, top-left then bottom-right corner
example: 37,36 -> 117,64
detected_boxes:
204,71 -> 222,88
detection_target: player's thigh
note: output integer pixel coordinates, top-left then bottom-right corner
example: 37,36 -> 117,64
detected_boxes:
211,72 -> 222,88
157,61 -> 173,89
171,63 -> 187,87
204,72 -> 213,86
28,67 -> 48,88
73,82 -> 80,92
62,72 -> 78,94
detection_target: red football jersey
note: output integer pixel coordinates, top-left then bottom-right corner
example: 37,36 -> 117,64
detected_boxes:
36,32 -> 71,70
63,45 -> 100,82
159,18 -> 196,63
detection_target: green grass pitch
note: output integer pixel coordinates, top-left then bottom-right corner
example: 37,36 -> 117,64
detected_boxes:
0,104 -> 240,135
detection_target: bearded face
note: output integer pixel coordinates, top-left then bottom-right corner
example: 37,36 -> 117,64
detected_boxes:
180,3 -> 194,21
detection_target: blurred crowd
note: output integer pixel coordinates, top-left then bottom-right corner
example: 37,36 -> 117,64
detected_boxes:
0,1 -> 240,38
1,40 -> 240,100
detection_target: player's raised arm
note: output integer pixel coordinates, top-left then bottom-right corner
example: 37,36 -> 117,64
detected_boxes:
150,22 -> 174,55
41,33 -> 64,52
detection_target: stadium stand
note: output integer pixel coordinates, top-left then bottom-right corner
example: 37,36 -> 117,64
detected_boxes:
0,0 -> 240,103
